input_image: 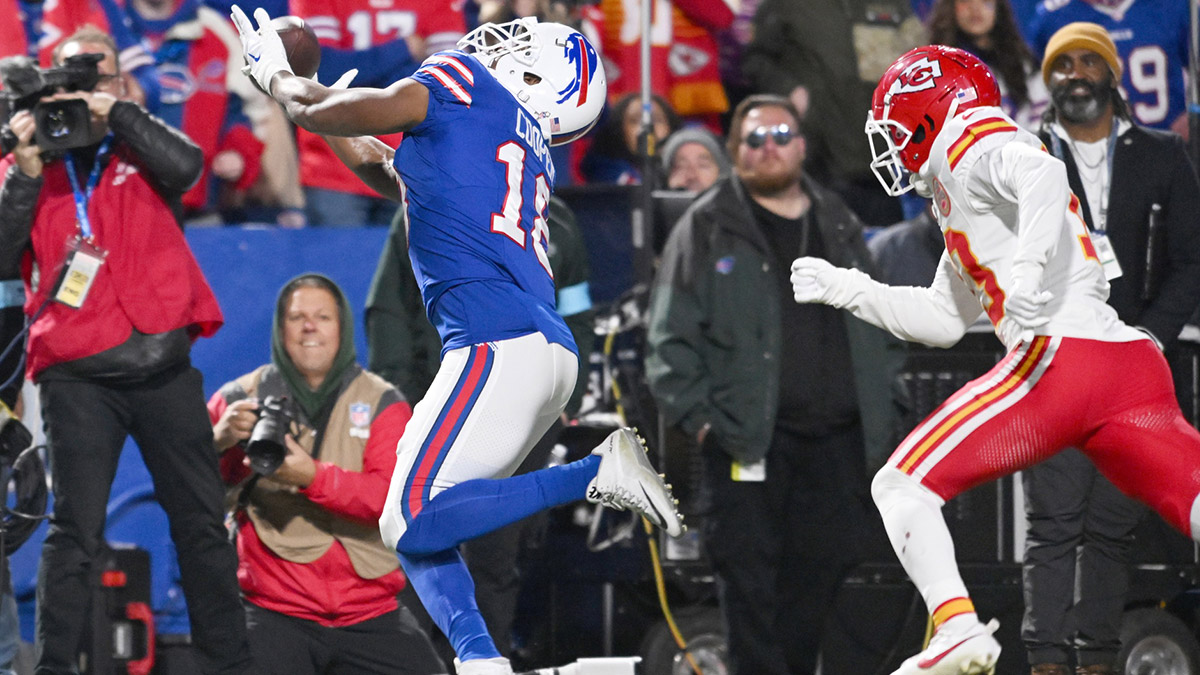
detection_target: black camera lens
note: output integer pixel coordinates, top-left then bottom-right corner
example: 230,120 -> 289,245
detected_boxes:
43,109 -> 70,138
244,396 -> 292,475
32,99 -> 95,152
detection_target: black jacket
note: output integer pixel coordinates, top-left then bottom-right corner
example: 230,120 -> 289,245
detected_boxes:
646,174 -> 903,465
1039,123 -> 1200,349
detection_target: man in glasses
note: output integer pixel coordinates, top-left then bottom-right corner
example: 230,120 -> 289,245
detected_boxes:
646,93 -> 900,675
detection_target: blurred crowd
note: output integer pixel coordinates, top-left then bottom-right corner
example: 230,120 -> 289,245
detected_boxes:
0,0 -> 1196,674
4,0 -> 1188,230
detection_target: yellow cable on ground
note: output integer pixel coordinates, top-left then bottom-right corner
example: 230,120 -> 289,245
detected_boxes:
603,330 -> 626,422
602,323 -> 701,673
644,517 -> 704,675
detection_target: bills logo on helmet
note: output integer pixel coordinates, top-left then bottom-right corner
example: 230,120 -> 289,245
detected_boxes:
888,57 -> 943,96
556,33 -> 598,107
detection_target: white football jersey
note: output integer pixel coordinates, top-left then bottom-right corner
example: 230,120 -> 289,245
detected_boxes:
919,106 -> 1146,351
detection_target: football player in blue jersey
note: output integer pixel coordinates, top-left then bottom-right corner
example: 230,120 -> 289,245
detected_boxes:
231,8 -> 684,675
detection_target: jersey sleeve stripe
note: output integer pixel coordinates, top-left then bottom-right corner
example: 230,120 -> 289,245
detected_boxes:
427,54 -> 474,84
947,119 -> 1018,170
423,65 -> 473,105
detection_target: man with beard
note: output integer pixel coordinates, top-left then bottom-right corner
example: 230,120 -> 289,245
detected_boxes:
1021,23 -> 1200,675
1028,0 -> 1190,138
646,94 -> 899,675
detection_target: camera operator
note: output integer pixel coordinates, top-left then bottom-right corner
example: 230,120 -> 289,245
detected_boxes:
0,26 -> 256,675
208,273 -> 444,675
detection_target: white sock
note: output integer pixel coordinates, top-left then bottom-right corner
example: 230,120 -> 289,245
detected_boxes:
871,467 -> 972,615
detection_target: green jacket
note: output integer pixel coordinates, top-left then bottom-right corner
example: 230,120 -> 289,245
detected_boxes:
646,175 -> 902,466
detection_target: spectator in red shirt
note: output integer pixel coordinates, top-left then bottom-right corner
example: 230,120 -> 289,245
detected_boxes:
0,0 -> 27,58
591,0 -> 732,128
208,273 -> 445,675
39,0 -> 270,222
290,0 -> 466,226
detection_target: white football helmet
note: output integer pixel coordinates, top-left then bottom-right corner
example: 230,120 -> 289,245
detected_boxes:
458,17 -> 606,146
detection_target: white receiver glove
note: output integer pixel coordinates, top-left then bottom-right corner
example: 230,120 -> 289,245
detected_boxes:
790,257 -> 869,307
230,5 -> 293,96
1003,267 -> 1052,345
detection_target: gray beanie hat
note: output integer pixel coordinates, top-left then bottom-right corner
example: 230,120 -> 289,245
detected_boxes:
661,127 -> 732,179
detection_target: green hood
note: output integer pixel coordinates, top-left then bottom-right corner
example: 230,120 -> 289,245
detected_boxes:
270,273 -> 357,426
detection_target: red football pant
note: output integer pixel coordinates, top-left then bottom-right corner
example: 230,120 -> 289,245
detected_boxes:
889,336 -> 1200,536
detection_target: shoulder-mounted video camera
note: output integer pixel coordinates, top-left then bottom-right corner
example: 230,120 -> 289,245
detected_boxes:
0,52 -> 107,156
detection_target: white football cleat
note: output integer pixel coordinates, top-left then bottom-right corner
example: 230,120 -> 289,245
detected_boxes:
586,427 -> 685,537
891,618 -> 1001,675
455,657 -> 514,675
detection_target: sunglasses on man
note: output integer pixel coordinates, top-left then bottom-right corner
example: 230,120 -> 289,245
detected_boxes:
743,124 -> 796,149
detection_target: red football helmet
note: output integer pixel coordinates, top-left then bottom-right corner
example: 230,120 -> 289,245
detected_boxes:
865,45 -> 1001,195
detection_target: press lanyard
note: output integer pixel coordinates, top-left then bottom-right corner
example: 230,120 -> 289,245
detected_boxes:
1048,123 -> 1118,232
62,133 -> 114,240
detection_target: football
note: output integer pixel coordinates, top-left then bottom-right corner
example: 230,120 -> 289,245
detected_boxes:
270,15 -> 320,80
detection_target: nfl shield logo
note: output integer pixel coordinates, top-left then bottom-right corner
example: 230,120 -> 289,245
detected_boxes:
349,402 -> 371,428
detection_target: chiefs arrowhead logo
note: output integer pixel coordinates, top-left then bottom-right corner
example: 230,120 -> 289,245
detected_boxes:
889,56 -> 943,96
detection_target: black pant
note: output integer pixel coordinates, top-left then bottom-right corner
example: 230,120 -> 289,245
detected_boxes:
245,602 -> 446,675
1021,449 -> 1145,669
34,365 -> 253,675
702,423 -> 870,675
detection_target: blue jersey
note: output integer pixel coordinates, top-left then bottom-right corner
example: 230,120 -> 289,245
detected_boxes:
1029,0 -> 1188,130
396,50 -> 574,355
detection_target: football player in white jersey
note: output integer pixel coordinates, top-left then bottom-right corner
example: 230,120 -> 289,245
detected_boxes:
791,45 -> 1200,675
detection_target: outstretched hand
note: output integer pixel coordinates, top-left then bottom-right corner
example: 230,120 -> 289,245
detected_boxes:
230,5 -> 293,96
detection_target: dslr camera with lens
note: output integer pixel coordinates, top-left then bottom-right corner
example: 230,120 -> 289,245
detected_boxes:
244,396 -> 294,476
0,52 -> 106,156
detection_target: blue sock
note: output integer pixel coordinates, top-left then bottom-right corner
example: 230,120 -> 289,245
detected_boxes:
397,454 -> 600,556
397,548 -> 499,661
